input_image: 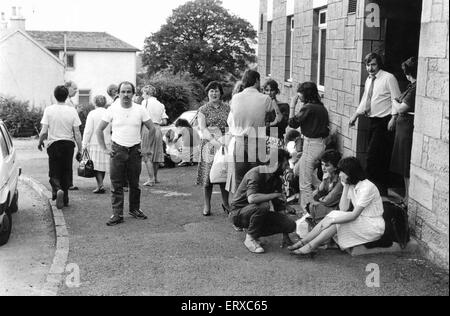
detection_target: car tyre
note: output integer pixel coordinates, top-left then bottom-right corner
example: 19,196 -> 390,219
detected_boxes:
0,211 -> 12,246
10,190 -> 19,214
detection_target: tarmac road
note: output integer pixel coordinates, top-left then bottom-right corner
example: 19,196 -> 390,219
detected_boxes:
12,138 -> 450,296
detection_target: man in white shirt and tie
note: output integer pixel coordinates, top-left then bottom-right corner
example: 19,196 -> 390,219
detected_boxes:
349,53 -> 401,196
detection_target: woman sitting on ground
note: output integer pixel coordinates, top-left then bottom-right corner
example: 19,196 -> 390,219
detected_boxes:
306,150 -> 343,227
174,118 -> 200,167
289,157 -> 385,256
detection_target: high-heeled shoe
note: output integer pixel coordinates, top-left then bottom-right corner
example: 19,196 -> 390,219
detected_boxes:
290,244 -> 317,259
203,209 -> 211,217
222,204 -> 230,215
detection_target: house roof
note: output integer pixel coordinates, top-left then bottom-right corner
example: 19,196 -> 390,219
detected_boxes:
27,31 -> 140,52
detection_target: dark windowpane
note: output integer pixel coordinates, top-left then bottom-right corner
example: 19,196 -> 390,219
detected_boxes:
348,0 -> 358,14
260,14 -> 264,31
319,29 -> 327,86
79,90 -> 91,105
0,130 -> 9,157
320,12 -> 326,24
266,22 -> 272,76
67,55 -> 75,68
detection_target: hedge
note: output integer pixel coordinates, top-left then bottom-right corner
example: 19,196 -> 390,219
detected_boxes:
0,96 -> 43,137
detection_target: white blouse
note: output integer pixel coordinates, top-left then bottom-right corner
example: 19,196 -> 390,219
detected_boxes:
347,180 -> 384,218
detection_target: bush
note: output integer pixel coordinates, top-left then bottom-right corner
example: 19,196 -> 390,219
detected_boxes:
0,96 -> 43,137
77,103 -> 95,136
144,71 -> 206,122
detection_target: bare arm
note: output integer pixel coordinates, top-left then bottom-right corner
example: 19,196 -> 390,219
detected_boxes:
198,112 -> 221,148
248,193 -> 282,205
289,95 -> 300,119
37,125 -> 49,151
339,184 -> 351,212
96,121 -> 110,151
73,126 -> 82,155
143,119 -> 155,132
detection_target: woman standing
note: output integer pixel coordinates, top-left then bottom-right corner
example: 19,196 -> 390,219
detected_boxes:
141,85 -> 169,186
263,79 -> 288,147
289,82 -> 330,214
82,95 -> 111,193
289,157 -> 385,256
391,57 -> 418,206
197,81 -> 230,216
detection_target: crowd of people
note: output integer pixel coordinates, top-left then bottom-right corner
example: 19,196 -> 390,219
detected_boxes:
37,52 -> 417,255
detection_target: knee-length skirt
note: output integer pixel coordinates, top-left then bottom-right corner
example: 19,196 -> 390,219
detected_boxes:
88,144 -> 110,173
196,139 -> 217,186
142,125 -> 164,163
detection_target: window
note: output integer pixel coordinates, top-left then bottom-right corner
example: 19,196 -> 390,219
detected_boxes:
285,16 -> 295,82
79,90 -> 91,106
313,9 -> 327,90
49,50 -> 60,58
0,128 -> 9,158
266,21 -> 273,76
66,54 -> 75,69
348,0 -> 358,14
260,14 -> 264,31
0,125 -> 12,151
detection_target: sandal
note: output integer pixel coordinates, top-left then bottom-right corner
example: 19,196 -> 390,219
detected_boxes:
288,240 -> 305,251
93,186 -> 106,194
144,181 -> 155,187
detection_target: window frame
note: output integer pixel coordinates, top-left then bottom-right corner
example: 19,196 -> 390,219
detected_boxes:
78,89 -> 91,106
66,53 -> 75,69
317,8 -> 327,91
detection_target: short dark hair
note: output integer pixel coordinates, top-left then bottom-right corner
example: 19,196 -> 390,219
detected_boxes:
54,85 -> 69,102
285,129 -> 301,142
278,103 -> 290,116
205,81 -> 224,96
338,157 -> 367,185
118,81 -> 136,94
263,79 -> 280,95
402,57 -> 418,79
365,52 -> 384,69
297,82 -> 322,105
320,150 -> 342,168
241,69 -> 260,89
175,118 -> 192,129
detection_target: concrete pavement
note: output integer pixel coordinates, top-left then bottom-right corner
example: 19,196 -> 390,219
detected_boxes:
11,138 -> 450,296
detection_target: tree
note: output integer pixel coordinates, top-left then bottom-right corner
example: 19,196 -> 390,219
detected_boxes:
142,0 -> 257,85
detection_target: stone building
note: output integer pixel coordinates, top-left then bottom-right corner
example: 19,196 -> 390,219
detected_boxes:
257,0 -> 448,269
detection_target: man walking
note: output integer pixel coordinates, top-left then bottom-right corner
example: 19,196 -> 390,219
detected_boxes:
38,85 -> 82,209
349,53 -> 401,196
230,149 -> 297,254
97,81 -> 155,226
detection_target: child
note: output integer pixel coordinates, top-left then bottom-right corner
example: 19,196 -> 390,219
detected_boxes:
174,118 -> 199,167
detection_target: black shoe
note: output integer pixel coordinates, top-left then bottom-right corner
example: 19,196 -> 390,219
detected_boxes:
69,186 -> 79,191
129,209 -> 148,220
107,216 -> 124,226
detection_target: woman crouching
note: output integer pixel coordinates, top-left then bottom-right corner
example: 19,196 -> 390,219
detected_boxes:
289,157 -> 385,256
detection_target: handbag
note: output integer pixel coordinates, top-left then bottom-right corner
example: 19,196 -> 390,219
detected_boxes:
77,149 -> 95,178
209,146 -> 228,184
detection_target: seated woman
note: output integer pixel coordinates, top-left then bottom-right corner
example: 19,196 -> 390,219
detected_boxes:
306,150 -> 343,227
289,157 -> 385,256
174,118 -> 200,167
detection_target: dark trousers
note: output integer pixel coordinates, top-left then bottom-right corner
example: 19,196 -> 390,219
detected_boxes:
47,141 -> 75,204
231,202 -> 296,239
366,116 -> 394,195
110,142 -> 142,217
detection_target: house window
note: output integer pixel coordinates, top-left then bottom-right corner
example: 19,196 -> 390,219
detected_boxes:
348,0 -> 358,14
266,21 -> 273,77
285,16 -> 295,82
66,54 -> 75,69
79,90 -> 91,106
314,9 -> 327,90
260,14 -> 264,31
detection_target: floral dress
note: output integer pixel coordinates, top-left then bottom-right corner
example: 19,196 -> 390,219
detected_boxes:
196,101 -> 230,186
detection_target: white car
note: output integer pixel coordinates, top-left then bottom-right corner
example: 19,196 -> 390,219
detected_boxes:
0,120 -> 20,246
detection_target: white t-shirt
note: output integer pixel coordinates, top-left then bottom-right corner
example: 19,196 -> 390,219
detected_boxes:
41,104 -> 81,148
142,97 -> 169,125
102,102 -> 151,147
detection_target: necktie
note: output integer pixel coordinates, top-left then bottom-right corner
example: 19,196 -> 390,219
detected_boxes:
364,75 -> 376,116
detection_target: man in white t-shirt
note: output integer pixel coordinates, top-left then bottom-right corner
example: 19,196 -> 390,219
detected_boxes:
38,85 -> 82,209
97,82 -> 154,227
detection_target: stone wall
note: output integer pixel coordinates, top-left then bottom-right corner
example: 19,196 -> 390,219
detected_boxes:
409,0 -> 449,269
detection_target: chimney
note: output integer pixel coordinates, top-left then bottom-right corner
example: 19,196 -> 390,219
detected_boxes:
0,12 -> 7,30
9,6 -> 26,30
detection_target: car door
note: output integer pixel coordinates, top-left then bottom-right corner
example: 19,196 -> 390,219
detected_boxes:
0,124 -> 17,206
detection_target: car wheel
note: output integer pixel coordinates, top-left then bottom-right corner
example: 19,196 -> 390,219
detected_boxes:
0,212 -> 12,246
10,190 -> 19,214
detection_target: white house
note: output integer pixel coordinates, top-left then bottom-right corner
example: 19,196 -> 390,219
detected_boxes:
0,10 -> 139,108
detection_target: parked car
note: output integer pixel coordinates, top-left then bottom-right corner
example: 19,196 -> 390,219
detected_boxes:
0,120 -> 20,246
161,110 -> 200,166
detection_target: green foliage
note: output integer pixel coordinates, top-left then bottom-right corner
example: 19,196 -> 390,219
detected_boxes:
0,96 -> 43,137
142,0 -> 257,85
144,72 -> 206,122
77,103 -> 95,136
